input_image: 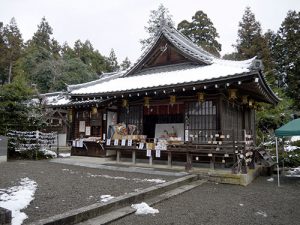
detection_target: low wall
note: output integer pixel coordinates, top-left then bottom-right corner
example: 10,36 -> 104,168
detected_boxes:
201,165 -> 262,186
0,136 -> 8,163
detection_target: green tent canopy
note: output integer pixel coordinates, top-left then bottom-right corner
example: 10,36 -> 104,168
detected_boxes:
275,118 -> 300,137
274,118 -> 300,187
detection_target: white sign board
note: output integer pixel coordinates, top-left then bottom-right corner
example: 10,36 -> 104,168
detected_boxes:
155,123 -> 184,140
85,126 -> 91,136
79,121 -> 85,132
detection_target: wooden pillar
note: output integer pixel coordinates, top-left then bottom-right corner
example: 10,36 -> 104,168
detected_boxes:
167,152 -> 172,168
185,152 -> 192,171
116,150 -> 121,163
132,150 -> 136,164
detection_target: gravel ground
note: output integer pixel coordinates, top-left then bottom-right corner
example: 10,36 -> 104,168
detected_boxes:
111,176 -> 300,225
0,160 -> 174,224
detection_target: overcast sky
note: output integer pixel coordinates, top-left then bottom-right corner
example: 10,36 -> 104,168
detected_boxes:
1,0 -> 300,63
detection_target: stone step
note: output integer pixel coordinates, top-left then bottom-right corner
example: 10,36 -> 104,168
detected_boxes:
77,179 -> 207,225
29,174 -> 199,225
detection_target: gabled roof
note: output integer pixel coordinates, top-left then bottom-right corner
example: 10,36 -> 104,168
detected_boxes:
63,21 -> 279,105
123,23 -> 214,76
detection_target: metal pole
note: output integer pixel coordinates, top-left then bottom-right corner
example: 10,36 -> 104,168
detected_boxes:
56,132 -> 59,158
282,138 -> 285,175
275,137 -> 280,187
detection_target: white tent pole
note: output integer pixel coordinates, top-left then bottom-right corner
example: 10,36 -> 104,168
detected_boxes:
275,137 -> 280,187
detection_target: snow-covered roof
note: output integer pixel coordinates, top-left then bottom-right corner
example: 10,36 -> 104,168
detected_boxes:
67,71 -> 125,92
62,21 -> 278,105
40,92 -> 70,106
70,58 -> 254,95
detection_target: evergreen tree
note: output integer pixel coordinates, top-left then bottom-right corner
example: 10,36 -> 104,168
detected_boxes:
3,18 -> 23,83
30,17 -> 53,52
0,22 -> 6,84
120,57 -> 131,70
275,10 -> 300,107
234,7 -> 271,64
177,10 -> 221,57
0,76 -> 36,134
107,49 -> 119,72
61,42 -> 75,59
29,17 -> 60,57
140,4 -> 174,49
72,39 -> 109,74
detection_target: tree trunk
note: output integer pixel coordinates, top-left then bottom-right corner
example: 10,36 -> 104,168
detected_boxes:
8,61 -> 12,84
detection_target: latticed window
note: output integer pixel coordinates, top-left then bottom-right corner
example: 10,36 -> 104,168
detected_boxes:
119,105 -> 143,135
185,101 -> 217,143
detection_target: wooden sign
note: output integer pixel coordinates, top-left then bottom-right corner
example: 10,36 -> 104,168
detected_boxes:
139,142 -> 144,150
114,139 -> 119,146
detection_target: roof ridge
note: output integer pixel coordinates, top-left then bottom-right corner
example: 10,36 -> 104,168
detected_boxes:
163,25 -> 214,59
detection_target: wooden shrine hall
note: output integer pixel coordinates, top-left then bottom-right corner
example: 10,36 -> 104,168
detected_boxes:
49,20 -> 279,173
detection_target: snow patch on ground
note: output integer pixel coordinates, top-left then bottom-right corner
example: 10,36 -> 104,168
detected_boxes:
40,149 -> 57,158
100,195 -> 114,203
267,177 -> 274,182
255,210 -> 268,217
86,173 -> 166,184
134,178 -> 166,184
131,202 -> 159,215
0,177 -> 37,225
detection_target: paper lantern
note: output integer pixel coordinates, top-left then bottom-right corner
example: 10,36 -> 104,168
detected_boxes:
122,99 -> 128,108
170,95 -> 176,105
91,107 -> 98,115
144,97 -> 150,108
197,92 -> 205,103
228,89 -> 238,100
248,99 -> 254,107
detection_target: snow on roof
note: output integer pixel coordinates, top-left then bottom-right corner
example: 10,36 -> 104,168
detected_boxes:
70,59 -> 254,95
41,92 -> 70,106
67,71 -> 125,92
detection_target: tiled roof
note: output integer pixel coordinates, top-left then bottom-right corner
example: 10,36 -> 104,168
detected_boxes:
41,92 -> 70,106
70,59 -> 254,95
63,22 -> 278,105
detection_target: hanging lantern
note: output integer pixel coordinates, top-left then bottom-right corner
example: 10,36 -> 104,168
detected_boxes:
197,92 -> 205,103
170,95 -> 176,105
122,99 -> 128,108
228,89 -> 238,100
68,108 -> 73,122
248,99 -> 254,108
91,106 -> 98,115
242,95 -> 248,105
144,97 -> 150,108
